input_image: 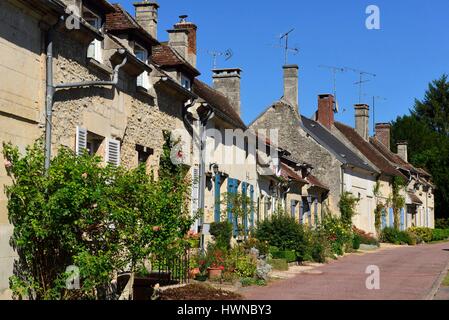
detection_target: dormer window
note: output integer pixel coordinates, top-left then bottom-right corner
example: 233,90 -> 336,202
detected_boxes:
181,74 -> 191,91
135,44 -> 150,90
84,7 -> 102,62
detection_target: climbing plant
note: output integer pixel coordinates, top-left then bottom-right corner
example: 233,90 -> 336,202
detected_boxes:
373,181 -> 385,235
338,192 -> 359,227
388,176 -> 406,230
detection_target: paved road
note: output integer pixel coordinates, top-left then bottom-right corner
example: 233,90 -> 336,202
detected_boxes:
243,242 -> 449,300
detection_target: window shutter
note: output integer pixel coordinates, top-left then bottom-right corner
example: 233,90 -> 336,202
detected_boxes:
75,126 -> 87,156
106,138 -> 121,166
191,167 -> 200,216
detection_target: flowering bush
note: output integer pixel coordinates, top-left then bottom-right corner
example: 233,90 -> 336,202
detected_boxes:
321,216 -> 353,255
352,226 -> 380,246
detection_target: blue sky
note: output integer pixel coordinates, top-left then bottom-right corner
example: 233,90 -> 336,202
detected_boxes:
118,0 -> 449,134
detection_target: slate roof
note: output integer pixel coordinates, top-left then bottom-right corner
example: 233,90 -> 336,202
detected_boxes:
334,121 -> 405,179
152,45 -> 200,77
192,79 -> 246,129
105,4 -> 159,46
300,116 -> 377,173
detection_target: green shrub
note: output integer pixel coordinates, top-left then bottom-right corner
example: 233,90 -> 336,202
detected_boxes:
352,226 -> 380,246
256,214 -> 309,261
353,234 -> 361,250
408,227 -> 433,243
268,258 -> 289,271
210,221 -> 233,250
242,238 -> 269,256
435,218 -> 449,230
432,229 -> 449,241
321,216 -> 353,255
271,250 -> 297,263
381,227 -> 416,245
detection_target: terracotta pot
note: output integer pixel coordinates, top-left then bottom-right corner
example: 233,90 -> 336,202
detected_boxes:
189,267 -> 200,278
207,267 -> 222,280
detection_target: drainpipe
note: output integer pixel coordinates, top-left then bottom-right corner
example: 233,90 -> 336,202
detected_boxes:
44,21 -> 128,171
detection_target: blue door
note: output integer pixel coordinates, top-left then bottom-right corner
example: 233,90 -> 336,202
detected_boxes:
389,208 -> 394,227
400,208 -> 405,230
227,178 -> 238,236
214,174 -> 221,222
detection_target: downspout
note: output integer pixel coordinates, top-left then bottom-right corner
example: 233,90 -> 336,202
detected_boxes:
44,19 -> 128,171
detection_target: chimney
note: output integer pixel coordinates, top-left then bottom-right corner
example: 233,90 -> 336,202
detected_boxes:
134,1 -> 159,39
397,142 -> 408,162
375,123 -> 391,150
172,15 -> 197,67
316,94 -> 335,130
354,104 -> 370,141
213,68 -> 242,115
283,65 -> 299,111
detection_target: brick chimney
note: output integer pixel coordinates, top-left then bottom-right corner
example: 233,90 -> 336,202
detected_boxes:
375,123 -> 391,150
316,94 -> 335,130
354,104 -> 370,141
397,141 -> 408,162
283,65 -> 299,112
170,15 -> 197,67
133,1 -> 159,39
213,68 -> 242,116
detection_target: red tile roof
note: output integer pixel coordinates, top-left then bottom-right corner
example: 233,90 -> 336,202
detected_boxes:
334,122 -> 405,179
306,174 -> 329,191
105,4 -> 158,46
279,163 -> 308,184
152,45 -> 200,77
370,137 -> 415,172
192,79 -> 246,129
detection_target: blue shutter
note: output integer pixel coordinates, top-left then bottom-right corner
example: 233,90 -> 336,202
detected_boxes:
389,208 -> 394,227
250,185 -> 254,228
242,182 -> 248,236
381,208 -> 386,229
214,174 -> 221,222
400,208 -> 405,231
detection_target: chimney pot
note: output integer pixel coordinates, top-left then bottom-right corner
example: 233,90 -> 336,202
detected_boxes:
354,104 -> 370,141
213,68 -> 242,116
133,1 -> 159,39
173,17 -> 198,67
375,123 -> 391,150
316,94 -> 335,129
282,65 -> 299,112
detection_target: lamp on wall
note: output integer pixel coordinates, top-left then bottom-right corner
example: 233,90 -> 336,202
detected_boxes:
209,163 -> 219,175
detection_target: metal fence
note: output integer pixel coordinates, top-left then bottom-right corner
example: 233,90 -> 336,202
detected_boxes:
149,249 -> 190,286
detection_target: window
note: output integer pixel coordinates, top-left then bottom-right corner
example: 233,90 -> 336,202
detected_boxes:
83,8 -> 102,62
135,44 -> 150,90
136,145 -> 153,165
76,126 -> 103,156
181,74 -> 191,91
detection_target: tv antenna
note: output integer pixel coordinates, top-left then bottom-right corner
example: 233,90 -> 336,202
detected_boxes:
365,94 -> 387,134
208,49 -> 233,69
345,67 -> 376,103
319,65 -> 346,112
273,29 -> 300,65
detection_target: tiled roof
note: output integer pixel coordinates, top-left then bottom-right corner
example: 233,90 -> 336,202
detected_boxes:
370,137 -> 415,172
300,116 -> 378,173
306,174 -> 329,191
279,163 -> 308,184
334,122 -> 405,179
192,79 -> 246,129
407,191 -> 423,205
105,4 -> 158,46
152,45 -> 200,77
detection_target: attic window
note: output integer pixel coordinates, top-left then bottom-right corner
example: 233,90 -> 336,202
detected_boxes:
135,44 -> 150,90
84,8 -> 102,62
181,74 -> 191,91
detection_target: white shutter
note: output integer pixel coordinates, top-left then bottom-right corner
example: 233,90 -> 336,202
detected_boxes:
106,138 -> 121,166
75,126 -> 87,155
191,167 -> 200,215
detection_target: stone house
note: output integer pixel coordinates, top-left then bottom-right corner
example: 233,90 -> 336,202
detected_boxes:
249,65 -> 379,232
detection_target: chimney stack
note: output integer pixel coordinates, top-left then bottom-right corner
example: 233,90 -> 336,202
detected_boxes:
375,123 -> 391,150
282,65 -> 299,112
397,142 -> 408,162
134,1 -> 159,39
213,68 -> 242,115
316,94 -> 335,130
354,104 -> 370,141
168,15 -> 197,67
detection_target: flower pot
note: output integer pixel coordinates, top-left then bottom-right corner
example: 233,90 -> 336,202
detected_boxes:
189,267 -> 200,278
207,267 -> 222,280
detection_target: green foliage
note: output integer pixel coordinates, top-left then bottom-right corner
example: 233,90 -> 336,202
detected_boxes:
255,213 -> 309,261
267,259 -> 288,271
388,177 -> 406,230
338,192 -> 359,227
307,229 -> 330,263
436,218 -> 449,229
222,245 -> 257,278
242,238 -> 269,256
352,234 -> 361,250
381,227 -> 416,245
2,136 -> 192,300
240,277 -> 266,287
321,215 -> 353,255
219,191 -> 253,237
352,227 -> 380,246
408,227 -> 433,243
373,181 -> 385,236
198,244 -> 226,273
271,250 -> 297,263
209,221 -> 233,250
431,229 -> 449,241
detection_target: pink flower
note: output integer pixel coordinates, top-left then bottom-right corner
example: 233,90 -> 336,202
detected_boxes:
152,226 -> 161,232
177,150 -> 183,158
4,160 -> 12,169
81,172 -> 88,179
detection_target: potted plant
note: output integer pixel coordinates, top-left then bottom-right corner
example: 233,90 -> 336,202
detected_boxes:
201,245 -> 226,280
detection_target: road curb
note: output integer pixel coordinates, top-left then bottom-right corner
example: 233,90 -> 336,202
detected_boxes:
425,257 -> 449,300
